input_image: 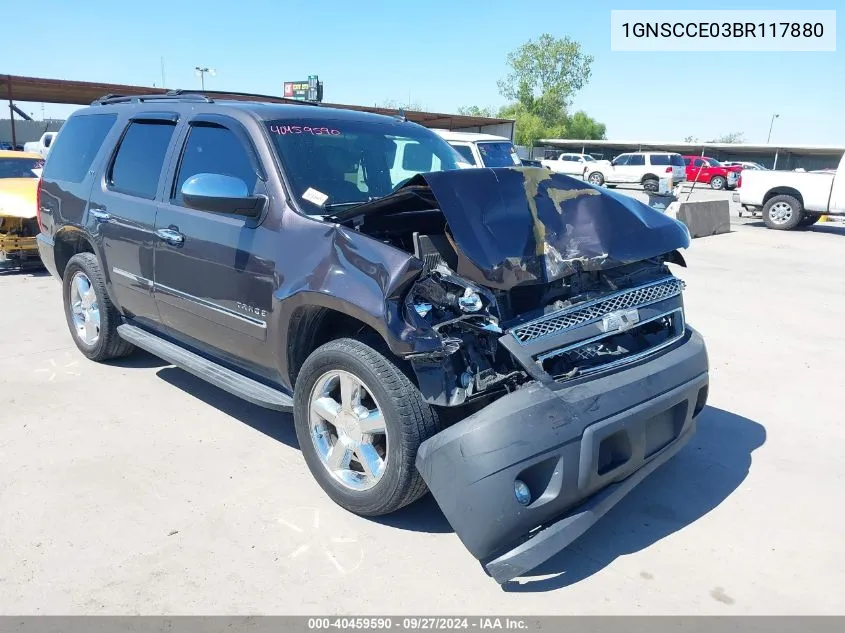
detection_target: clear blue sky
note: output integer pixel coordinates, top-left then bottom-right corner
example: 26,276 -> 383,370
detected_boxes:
5,0 -> 842,144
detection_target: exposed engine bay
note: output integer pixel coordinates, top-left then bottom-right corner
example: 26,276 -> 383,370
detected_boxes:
330,167 -> 692,407
0,215 -> 40,269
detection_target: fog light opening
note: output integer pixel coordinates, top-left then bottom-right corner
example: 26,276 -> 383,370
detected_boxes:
514,479 -> 532,506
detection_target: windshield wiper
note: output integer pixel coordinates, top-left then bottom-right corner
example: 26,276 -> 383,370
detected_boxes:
322,200 -> 373,212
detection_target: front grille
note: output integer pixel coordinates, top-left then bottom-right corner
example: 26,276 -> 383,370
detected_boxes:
542,309 -> 686,382
511,277 -> 685,344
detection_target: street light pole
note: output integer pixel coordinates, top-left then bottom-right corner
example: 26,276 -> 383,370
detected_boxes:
767,113 -> 780,144
194,66 -> 215,90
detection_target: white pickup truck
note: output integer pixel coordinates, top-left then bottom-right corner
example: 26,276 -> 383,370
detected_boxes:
23,131 -> 58,158
735,152 -> 845,230
540,152 -> 598,178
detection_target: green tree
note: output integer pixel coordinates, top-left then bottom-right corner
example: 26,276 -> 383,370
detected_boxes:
457,105 -> 497,118
497,33 -> 594,126
459,34 -> 604,143
708,132 -> 746,143
566,111 -> 606,140
379,99 -> 426,111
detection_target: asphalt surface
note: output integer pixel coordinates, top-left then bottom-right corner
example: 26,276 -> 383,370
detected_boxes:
2,211 -> 844,615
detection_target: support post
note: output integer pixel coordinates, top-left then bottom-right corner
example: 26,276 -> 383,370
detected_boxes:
6,75 -> 17,148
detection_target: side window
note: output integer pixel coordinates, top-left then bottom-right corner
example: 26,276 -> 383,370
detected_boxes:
402,142 -> 436,171
42,114 -> 117,184
694,158 -> 706,167
561,155 -> 573,162
650,154 -> 670,166
450,143 -> 477,165
613,154 -> 630,166
683,157 -> 692,166
628,154 -> 645,166
108,121 -> 176,199
173,124 -> 258,205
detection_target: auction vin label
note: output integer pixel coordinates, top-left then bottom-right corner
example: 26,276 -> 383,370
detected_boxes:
308,618 -> 528,630
610,10 -> 836,51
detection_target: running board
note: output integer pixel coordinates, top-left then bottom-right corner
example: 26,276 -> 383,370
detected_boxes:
117,324 -> 293,411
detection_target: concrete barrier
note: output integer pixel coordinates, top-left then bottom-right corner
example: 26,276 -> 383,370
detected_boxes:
611,187 -> 731,238
670,200 -> 731,238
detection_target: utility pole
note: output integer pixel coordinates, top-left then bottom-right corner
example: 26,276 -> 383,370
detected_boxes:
161,57 -> 166,89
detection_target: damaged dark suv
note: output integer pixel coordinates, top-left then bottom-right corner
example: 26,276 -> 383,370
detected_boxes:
36,92 -> 709,583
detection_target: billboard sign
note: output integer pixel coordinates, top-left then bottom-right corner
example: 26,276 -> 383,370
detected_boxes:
283,75 -> 323,102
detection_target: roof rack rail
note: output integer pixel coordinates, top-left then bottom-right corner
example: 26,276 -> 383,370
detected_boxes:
168,88 -> 321,106
92,92 -> 214,105
92,89 -> 319,107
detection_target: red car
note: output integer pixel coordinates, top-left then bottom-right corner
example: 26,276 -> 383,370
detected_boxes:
682,156 -> 742,190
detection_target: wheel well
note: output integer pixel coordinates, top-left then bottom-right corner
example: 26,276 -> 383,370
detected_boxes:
763,187 -> 803,206
54,230 -> 95,279
287,306 -> 385,387
641,173 -> 658,183
710,174 -> 725,181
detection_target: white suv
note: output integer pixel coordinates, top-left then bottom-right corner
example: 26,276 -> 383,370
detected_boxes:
432,130 -> 522,168
585,152 -> 687,192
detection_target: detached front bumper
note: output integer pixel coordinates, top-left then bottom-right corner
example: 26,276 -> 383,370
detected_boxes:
416,329 -> 709,584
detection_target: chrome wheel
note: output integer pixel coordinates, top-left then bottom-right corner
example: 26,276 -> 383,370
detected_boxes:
769,201 -> 793,225
69,271 -> 100,345
308,370 -> 388,492
588,172 -> 603,185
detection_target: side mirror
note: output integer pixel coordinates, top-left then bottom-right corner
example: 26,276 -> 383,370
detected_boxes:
181,173 -> 265,216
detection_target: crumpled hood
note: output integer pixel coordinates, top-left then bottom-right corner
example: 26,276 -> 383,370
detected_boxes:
0,178 -> 38,219
414,167 -> 690,289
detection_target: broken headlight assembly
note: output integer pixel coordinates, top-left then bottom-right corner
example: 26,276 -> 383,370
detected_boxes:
407,264 -> 502,350
404,264 -> 524,406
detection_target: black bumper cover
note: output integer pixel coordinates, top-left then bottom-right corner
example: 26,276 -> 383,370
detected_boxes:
415,329 -> 709,584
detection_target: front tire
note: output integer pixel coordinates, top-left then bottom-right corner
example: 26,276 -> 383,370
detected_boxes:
710,175 -> 726,190
587,171 -> 604,186
763,194 -> 804,230
62,253 -> 134,361
293,338 -> 440,516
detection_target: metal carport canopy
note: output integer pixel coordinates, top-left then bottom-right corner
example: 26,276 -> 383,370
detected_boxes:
1,74 -> 514,132
539,138 -> 845,157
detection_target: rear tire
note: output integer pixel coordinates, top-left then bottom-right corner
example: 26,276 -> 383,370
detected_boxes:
293,338 -> 440,517
710,175 -> 726,190
62,253 -> 135,362
762,194 -> 804,230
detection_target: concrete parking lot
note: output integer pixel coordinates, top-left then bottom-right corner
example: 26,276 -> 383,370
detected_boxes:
2,213 -> 844,615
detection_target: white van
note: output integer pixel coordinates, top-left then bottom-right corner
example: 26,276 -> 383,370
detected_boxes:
432,130 -> 522,168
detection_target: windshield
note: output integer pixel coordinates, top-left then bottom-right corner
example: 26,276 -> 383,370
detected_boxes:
476,142 -> 521,168
267,119 -> 465,213
0,157 -> 44,178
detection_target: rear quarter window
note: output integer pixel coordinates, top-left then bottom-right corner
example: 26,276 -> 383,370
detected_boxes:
42,114 -> 117,184
649,154 -> 671,166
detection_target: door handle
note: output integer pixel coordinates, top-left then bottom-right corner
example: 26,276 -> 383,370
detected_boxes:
89,208 -> 111,223
155,228 -> 185,245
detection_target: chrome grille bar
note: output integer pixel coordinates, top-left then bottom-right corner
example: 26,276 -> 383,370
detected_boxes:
511,277 -> 685,345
